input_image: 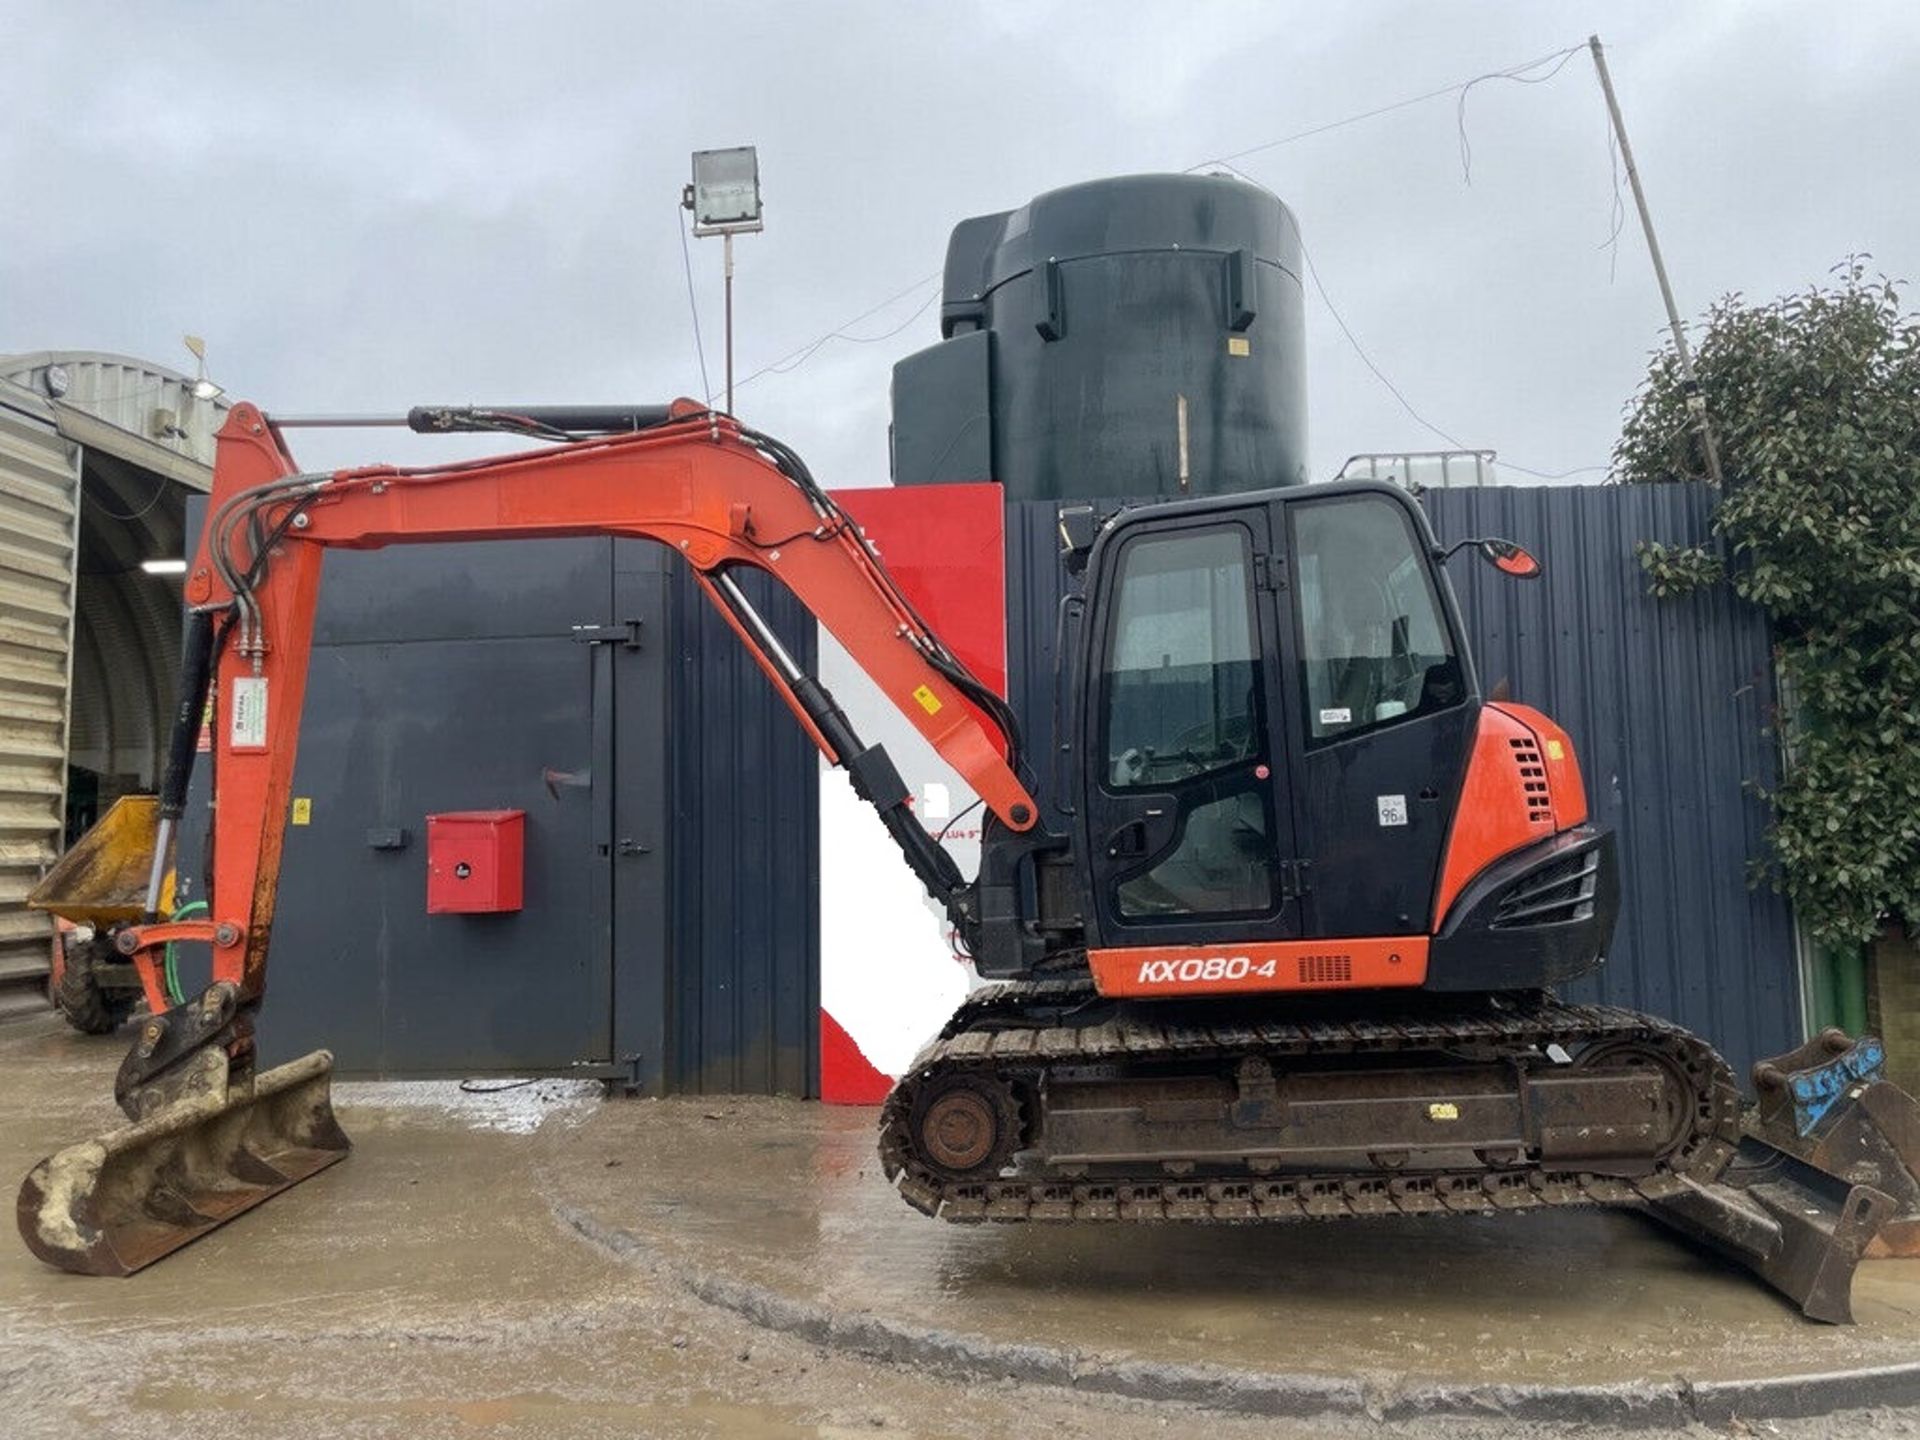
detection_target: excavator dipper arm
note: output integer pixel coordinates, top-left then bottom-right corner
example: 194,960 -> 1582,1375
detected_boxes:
16,400 -> 1038,1275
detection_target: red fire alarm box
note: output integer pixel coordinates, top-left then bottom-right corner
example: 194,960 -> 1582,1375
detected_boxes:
426,810 -> 525,914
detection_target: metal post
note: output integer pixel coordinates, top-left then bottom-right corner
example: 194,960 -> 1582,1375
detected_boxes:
724,231 -> 735,414
1588,35 -> 1725,486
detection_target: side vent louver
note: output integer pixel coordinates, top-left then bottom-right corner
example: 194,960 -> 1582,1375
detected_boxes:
1297,953 -> 1354,985
1508,735 -> 1553,825
1492,850 -> 1601,928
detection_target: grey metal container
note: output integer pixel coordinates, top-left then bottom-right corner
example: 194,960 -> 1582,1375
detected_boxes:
891,173 -> 1308,500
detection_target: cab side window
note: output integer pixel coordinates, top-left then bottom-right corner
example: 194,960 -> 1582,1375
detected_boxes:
1292,496 -> 1462,745
1100,525 -> 1276,921
1103,527 -> 1261,790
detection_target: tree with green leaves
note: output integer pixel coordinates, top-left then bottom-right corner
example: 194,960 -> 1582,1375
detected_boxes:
1618,261 -> 1920,948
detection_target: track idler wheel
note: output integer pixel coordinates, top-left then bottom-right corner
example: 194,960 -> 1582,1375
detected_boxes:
1571,1032 -> 1739,1180
907,1075 -> 1022,1180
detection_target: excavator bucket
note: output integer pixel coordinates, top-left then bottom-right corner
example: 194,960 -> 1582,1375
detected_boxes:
17,1049 -> 348,1276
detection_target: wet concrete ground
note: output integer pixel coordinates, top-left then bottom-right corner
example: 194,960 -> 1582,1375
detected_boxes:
3,1012 -> 1918,1439
557,1098 -> 1920,1387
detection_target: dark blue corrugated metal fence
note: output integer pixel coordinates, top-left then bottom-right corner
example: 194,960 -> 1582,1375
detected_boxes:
1005,483 -> 1799,1081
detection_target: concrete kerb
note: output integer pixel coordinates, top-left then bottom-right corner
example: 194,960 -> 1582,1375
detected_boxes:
555,1203 -> 1920,1427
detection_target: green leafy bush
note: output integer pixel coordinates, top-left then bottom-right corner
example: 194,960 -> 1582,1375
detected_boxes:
1616,261 -> 1920,946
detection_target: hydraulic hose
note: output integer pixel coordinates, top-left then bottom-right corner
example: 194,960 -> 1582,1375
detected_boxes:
145,610 -> 219,917
162,901 -> 206,1008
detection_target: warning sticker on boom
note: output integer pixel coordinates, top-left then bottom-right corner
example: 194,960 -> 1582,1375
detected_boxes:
230,677 -> 268,751
911,685 -> 943,716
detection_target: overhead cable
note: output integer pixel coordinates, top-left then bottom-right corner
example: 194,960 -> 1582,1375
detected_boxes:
677,209 -> 714,407
1187,41 -> 1585,173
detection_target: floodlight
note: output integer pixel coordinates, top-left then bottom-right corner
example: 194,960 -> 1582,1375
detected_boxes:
183,335 -> 223,403
141,558 -> 188,576
687,147 -> 763,236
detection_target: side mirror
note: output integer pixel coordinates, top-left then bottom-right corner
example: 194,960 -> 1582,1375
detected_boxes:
1481,538 -> 1542,579
1058,504 -> 1098,577
1442,536 -> 1542,580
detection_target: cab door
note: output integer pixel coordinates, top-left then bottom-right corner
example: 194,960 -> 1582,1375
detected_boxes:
1279,488 -> 1479,938
1078,508 -> 1300,950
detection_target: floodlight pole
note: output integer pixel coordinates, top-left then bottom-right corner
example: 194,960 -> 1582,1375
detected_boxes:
1588,35 -> 1725,486
687,145 -> 762,415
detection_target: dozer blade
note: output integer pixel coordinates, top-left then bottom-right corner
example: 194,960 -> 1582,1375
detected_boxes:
17,1049 -> 349,1276
1644,1140 -> 1898,1324
1642,1032 -> 1920,1322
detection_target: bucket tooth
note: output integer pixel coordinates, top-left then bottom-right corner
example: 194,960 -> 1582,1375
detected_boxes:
16,1049 -> 349,1276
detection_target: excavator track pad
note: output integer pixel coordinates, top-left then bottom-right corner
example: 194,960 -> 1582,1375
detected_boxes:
17,1048 -> 349,1276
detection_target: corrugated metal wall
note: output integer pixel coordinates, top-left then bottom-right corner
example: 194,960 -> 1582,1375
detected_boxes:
0,391 -> 81,1010
661,560 -> 821,1096
2,351 -> 223,474
1004,482 -> 1799,1082
0,355 -> 218,1018
1424,484 -> 1796,1077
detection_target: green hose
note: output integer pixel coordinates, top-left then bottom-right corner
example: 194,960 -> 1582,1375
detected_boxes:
163,901 -> 206,1007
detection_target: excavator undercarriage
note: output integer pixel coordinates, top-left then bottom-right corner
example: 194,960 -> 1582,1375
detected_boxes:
882,980 -> 1920,1323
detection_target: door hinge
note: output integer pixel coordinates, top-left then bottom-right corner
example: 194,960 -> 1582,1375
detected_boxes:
571,619 -> 643,649
569,1056 -> 646,1092
1279,859 -> 1313,898
1254,553 -> 1287,592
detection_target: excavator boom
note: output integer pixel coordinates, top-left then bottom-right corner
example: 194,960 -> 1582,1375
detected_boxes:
178,401 -> 1033,1005
19,399 -> 1036,1275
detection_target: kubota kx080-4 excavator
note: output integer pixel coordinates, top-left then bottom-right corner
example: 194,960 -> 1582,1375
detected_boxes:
19,400 -> 1919,1321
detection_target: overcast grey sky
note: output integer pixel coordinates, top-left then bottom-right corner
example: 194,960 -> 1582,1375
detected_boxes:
3,2 -> 1915,485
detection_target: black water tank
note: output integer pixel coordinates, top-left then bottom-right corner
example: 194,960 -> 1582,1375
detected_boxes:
891,173 -> 1307,500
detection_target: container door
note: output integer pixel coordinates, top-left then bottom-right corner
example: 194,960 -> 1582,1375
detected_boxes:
194,536 -> 619,1075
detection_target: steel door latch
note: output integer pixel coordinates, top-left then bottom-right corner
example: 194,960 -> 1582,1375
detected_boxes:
570,619 -> 643,649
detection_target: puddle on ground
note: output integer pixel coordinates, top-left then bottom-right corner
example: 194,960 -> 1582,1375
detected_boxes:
335,1078 -> 603,1134
134,1381 -> 821,1437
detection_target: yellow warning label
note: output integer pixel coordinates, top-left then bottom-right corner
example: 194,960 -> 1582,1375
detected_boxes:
290,797 -> 312,826
912,685 -> 943,716
1428,1102 -> 1460,1121
1227,336 -> 1252,357
1546,739 -> 1565,761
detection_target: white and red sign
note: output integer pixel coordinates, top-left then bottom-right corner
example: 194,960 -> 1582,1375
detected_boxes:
817,483 -> 1007,1102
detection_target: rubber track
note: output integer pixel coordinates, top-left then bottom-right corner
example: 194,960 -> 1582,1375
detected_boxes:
878,981 -> 1744,1224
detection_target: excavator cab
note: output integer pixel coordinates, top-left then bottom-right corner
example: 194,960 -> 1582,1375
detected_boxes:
1023,481 -> 1614,1001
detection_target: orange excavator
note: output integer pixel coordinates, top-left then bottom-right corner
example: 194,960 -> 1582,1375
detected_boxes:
18,399 -> 1919,1322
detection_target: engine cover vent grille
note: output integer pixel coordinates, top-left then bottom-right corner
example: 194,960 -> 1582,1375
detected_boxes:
1492,849 -> 1601,928
1297,953 -> 1354,985
1508,736 -> 1553,824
